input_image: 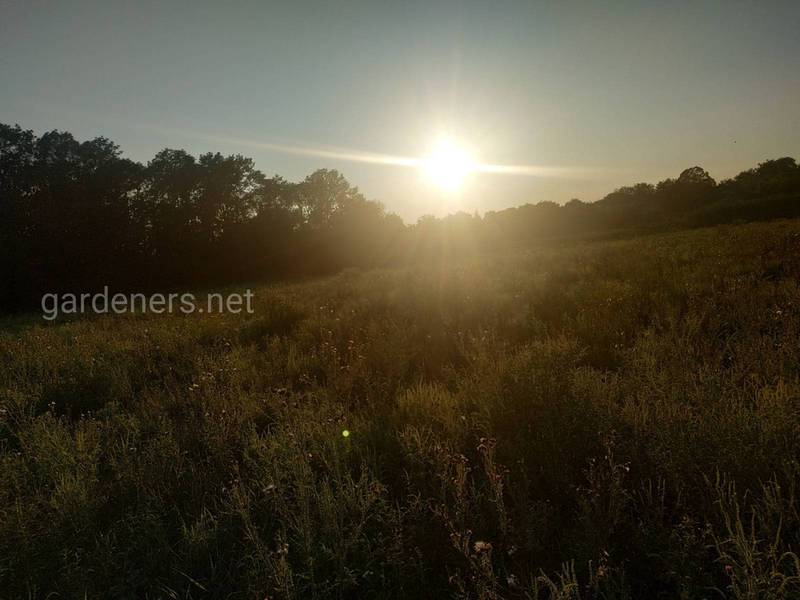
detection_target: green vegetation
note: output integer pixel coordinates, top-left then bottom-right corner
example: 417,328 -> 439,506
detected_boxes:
2,219 -> 800,598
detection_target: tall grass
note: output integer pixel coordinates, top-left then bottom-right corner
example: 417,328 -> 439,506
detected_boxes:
1,220 -> 799,598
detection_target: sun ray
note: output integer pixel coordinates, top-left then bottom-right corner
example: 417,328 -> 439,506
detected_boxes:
98,113 -> 615,184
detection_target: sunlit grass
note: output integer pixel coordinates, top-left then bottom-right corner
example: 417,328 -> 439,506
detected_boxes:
2,219 -> 800,598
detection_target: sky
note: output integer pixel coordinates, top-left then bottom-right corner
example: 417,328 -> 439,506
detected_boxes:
1,0 -> 799,222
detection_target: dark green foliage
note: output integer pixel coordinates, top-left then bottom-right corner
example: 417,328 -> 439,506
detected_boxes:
2,220 -> 800,598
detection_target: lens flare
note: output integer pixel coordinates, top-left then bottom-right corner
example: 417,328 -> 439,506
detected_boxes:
98,115 -> 614,191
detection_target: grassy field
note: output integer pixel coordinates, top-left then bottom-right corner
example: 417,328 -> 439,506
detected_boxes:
2,219 -> 800,599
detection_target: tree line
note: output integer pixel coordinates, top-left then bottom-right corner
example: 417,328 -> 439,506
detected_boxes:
1,122 -> 799,310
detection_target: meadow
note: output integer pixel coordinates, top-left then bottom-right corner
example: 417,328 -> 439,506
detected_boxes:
2,219 -> 800,599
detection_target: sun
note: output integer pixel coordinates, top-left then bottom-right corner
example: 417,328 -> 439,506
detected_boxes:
420,139 -> 475,192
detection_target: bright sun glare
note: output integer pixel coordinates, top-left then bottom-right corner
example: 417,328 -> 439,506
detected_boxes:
420,139 -> 475,193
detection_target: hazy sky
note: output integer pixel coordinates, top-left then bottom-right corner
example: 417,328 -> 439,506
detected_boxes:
1,0 -> 798,221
